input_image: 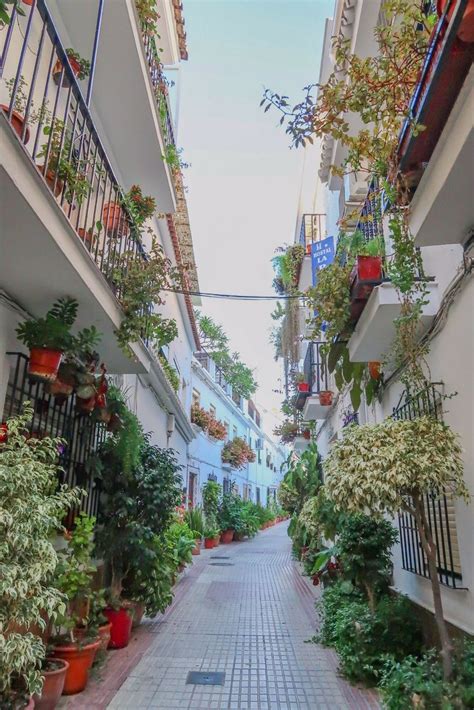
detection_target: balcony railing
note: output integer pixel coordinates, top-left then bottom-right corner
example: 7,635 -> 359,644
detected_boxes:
140,29 -> 175,148
303,341 -> 329,397
355,178 -> 387,241
299,214 -> 326,253
1,0 -> 147,303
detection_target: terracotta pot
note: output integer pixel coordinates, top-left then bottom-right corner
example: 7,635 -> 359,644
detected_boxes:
37,165 -> 63,198
318,390 -> 333,407
45,377 -> 74,403
220,529 -> 234,544
131,601 -> 145,629
204,537 -> 215,549
22,0 -> 34,5
28,348 -> 62,382
438,0 -> 474,43
76,395 -> 96,414
97,622 -> 112,652
233,532 -> 244,541
368,361 -> 381,381
213,535 -> 220,547
297,382 -> 309,393
104,606 -> 133,649
77,227 -> 95,250
192,539 -> 201,555
34,658 -> 69,710
52,56 -> 81,88
1,104 -> 30,144
102,202 -> 130,237
51,640 -> 100,695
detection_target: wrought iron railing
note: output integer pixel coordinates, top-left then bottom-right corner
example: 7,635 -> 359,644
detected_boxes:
304,341 -> 329,395
140,29 -> 175,147
0,0 -> 146,302
3,352 -> 107,524
392,384 -> 465,589
299,213 -> 326,252
355,177 -> 386,241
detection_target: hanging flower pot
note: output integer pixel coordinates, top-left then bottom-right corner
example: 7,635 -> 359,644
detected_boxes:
318,390 -> 334,407
75,395 -> 96,415
52,54 -> 81,88
102,202 -> 130,238
51,639 -> 100,695
350,255 -> 383,300
438,0 -> 474,43
297,382 -> 310,393
104,605 -> 133,649
33,658 -> 69,710
28,348 -> 62,382
45,377 -> 74,404
368,361 -> 381,380
0,423 -> 8,444
1,105 -> 30,144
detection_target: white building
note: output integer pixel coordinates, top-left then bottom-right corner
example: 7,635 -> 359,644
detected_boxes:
188,352 -> 287,507
292,0 -> 473,638
0,0 -> 199,515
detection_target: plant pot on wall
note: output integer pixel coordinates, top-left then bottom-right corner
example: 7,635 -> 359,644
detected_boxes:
104,606 -> 133,649
51,639 -> 100,695
33,658 -> 69,710
102,202 -> 130,238
37,165 -> 64,198
297,383 -> 310,393
1,105 -> 30,144
27,348 -> 62,382
318,390 -> 334,407
52,55 -> 81,88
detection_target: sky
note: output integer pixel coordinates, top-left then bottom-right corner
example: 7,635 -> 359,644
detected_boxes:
176,0 -> 333,435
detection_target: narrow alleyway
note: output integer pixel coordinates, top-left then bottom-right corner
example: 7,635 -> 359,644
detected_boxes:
106,524 -> 379,710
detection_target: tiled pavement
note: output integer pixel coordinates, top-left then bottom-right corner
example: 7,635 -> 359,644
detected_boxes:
103,522 -> 380,710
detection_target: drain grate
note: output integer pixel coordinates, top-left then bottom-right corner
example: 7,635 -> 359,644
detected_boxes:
186,671 -> 225,686
209,562 -> 234,566
210,555 -> 230,559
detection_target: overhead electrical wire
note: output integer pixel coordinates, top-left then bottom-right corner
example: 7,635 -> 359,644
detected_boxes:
163,288 -> 303,301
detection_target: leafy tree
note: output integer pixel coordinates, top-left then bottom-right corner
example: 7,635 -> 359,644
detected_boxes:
324,416 -> 468,679
278,444 -> 322,517
195,312 -> 257,398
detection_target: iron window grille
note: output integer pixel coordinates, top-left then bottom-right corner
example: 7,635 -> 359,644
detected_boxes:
392,383 -> 465,589
3,352 -> 107,524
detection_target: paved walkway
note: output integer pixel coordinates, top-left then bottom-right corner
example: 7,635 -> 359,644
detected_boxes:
107,522 -> 379,710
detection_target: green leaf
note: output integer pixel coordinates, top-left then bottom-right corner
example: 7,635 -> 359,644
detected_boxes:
342,351 -> 354,383
365,378 -> 375,406
328,342 -> 345,373
335,366 -> 344,391
310,549 -> 332,573
350,381 -> 361,411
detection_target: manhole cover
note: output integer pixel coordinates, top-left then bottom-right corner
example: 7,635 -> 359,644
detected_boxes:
186,671 -> 225,686
210,555 -> 230,559
209,562 -> 234,566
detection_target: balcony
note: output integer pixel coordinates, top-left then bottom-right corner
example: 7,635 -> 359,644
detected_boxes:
397,0 -> 473,249
0,0 -> 153,373
296,342 -> 332,421
43,0 -> 177,210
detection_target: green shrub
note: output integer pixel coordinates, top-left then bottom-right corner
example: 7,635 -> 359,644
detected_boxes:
380,642 -> 474,709
316,583 -> 422,685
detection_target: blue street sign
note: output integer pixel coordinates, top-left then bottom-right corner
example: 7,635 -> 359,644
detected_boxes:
311,236 -> 335,286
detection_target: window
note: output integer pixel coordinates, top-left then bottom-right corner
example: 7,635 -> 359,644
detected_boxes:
209,404 -> 216,419
232,425 -> 237,439
223,477 -> 231,494
224,420 -> 230,440
393,385 -> 464,589
192,389 -> 200,407
256,487 -> 261,505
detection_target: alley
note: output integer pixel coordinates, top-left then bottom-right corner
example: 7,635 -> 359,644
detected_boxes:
107,524 -> 379,710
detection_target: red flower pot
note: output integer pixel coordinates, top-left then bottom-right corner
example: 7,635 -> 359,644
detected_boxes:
28,348 -> 62,382
297,382 -> 310,393
368,361 -> 381,381
0,423 -> 8,444
220,529 -> 234,544
1,104 -> 30,144
34,658 -> 69,709
318,390 -> 333,406
22,0 -> 34,5
52,56 -> 81,88
76,395 -> 96,414
204,537 -> 215,549
438,0 -> 474,43
102,202 -> 130,237
51,640 -> 100,695
350,256 -> 383,300
303,429 -> 311,440
104,606 -> 133,649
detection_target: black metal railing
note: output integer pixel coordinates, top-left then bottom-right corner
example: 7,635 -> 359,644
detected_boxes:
355,178 -> 386,241
304,341 -> 329,395
0,0 -> 146,302
392,384 -> 465,589
140,28 -> 175,147
299,213 -> 326,252
3,353 -> 107,524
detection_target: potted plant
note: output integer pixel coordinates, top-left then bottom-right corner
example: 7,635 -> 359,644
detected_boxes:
52,49 -> 91,87
185,507 -> 205,555
203,525 -> 220,549
344,232 -> 384,301
190,403 -> 211,430
16,297 -> 81,381
50,514 -> 101,695
318,390 -> 334,406
123,184 -> 156,227
221,437 -> 255,469
1,76 -> 32,144
273,420 -> 299,444
218,493 -> 244,543
0,406 -> 81,709
102,201 -> 130,238
33,658 -> 69,710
